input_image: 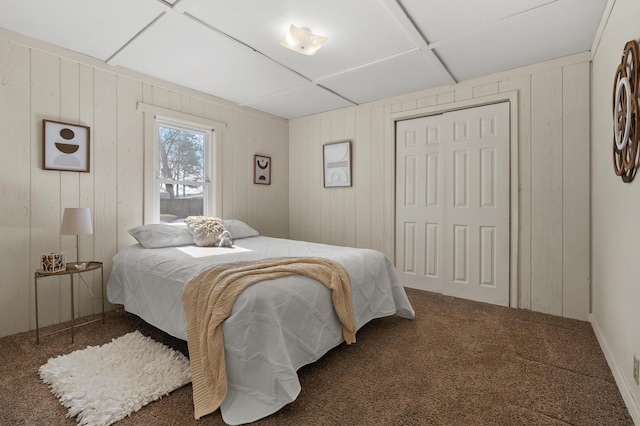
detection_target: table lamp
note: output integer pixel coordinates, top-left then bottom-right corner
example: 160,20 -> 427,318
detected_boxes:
61,207 -> 93,267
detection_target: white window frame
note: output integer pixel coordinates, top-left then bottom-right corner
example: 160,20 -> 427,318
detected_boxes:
138,102 -> 225,224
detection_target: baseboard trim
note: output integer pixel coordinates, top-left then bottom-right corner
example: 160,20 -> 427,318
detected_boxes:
590,313 -> 640,424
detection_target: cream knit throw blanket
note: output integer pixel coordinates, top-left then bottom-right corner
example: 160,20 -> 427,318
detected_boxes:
182,257 -> 357,420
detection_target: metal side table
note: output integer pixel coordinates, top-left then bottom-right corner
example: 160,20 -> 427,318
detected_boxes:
35,261 -> 105,344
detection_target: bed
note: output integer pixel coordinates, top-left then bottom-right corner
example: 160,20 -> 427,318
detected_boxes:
107,220 -> 415,425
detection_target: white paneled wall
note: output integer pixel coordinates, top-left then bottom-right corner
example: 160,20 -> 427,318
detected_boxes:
289,53 -> 591,320
591,0 -> 640,420
0,29 -> 289,338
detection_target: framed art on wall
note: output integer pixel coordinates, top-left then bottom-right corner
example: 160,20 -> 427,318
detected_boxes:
254,154 -> 271,185
323,140 -> 351,187
612,39 -> 640,182
43,119 -> 90,173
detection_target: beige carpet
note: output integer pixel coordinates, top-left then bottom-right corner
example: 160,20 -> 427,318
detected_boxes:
0,288 -> 633,425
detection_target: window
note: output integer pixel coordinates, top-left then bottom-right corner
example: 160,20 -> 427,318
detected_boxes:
155,119 -> 211,223
139,103 -> 224,224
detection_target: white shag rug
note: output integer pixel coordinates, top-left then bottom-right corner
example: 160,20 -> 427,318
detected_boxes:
39,330 -> 192,426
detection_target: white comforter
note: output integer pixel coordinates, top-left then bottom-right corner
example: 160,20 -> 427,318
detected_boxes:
107,236 -> 415,425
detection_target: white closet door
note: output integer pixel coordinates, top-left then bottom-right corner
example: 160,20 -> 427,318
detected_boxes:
395,102 -> 510,306
395,114 -> 444,292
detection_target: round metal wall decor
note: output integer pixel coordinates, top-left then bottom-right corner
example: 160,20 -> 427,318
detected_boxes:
612,40 -> 640,182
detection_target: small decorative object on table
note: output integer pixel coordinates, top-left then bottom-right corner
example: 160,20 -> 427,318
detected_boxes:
40,252 -> 66,273
35,261 -> 105,344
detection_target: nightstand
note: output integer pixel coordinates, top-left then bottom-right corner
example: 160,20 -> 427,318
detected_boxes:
35,261 -> 105,344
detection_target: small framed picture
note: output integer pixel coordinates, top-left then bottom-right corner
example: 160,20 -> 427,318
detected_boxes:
254,154 -> 271,185
43,119 -> 90,173
323,141 -> 352,187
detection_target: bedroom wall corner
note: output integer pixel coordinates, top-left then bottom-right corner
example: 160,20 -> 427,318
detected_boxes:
289,52 -> 591,322
0,28 -> 289,339
590,0 -> 640,421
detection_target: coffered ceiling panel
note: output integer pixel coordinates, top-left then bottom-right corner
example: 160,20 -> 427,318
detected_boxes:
242,83 -> 354,119
399,0 -> 556,43
432,0 -> 607,82
320,49 -> 453,104
0,0 -> 609,119
0,0 -> 166,61
177,0 -> 417,81
108,12 -> 307,106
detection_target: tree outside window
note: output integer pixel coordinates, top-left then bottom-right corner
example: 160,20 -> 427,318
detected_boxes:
156,121 -> 210,222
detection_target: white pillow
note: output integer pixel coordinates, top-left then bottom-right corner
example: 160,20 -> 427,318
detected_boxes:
223,219 -> 259,239
128,224 -> 194,248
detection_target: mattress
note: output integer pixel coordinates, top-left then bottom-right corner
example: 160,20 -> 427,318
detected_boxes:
107,235 -> 415,425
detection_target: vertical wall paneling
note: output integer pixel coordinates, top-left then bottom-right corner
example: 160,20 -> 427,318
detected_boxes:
370,106 -> 385,253
590,0 -> 640,420
93,69 -> 118,319
60,59 -> 81,320
306,117 -> 317,242
562,63 -> 590,320
78,64 -> 97,317
289,52 -> 591,320
0,39 -> 31,334
329,113 -> 345,246
247,115 -> 261,229
233,110 -> 249,224
151,86 -> 171,110
212,118 -> 223,220
290,118 -> 304,240
219,105 -> 235,221
0,30 -> 289,338
354,109 -> 372,248
312,117 -> 323,240
141,111 -> 155,225
383,104 -> 396,260
270,119 -> 288,238
31,50 -> 62,327
305,119 -> 315,237
319,115 -> 332,244
288,118 -> 303,239
116,77 -> 144,251
530,69 -> 564,316
343,110 -> 357,248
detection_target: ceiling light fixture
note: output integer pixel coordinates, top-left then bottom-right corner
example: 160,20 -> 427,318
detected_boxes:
281,24 -> 327,56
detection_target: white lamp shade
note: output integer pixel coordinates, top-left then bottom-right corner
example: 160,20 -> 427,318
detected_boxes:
61,208 -> 93,235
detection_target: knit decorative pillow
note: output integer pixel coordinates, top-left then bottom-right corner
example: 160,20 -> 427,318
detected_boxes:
184,216 -> 234,248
